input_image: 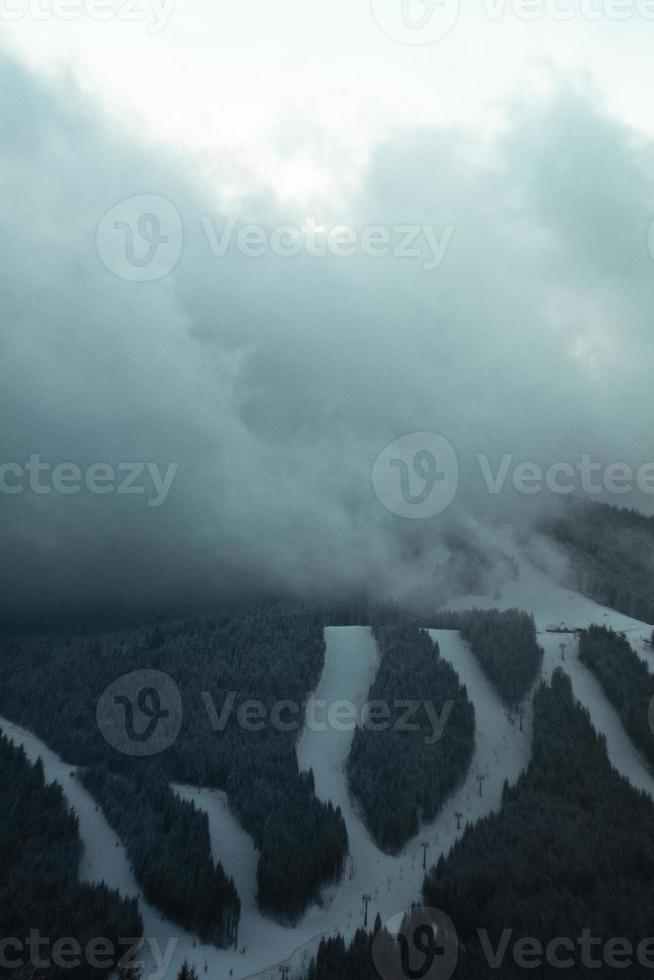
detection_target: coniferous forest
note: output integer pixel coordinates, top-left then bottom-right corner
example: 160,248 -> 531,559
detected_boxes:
81,763 -> 240,945
424,670 -> 654,976
307,669 -> 654,978
541,499 -> 654,623
4,599 -> 654,978
579,624 -> 654,768
455,609 -> 543,706
0,732 -> 142,980
0,602 -> 348,924
348,623 -> 475,852
428,608 -> 543,706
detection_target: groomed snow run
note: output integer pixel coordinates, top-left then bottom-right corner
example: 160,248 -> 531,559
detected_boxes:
445,546 -> 654,798
445,544 -> 654,671
4,555 -> 653,980
540,634 -> 654,797
0,716 -> 282,980
0,623 -> 531,980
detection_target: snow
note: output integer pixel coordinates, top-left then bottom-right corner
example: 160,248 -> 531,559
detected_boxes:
428,629 -> 533,821
3,555 -> 654,979
540,634 -> 654,796
0,716 -> 259,980
445,545 -> 654,670
0,717 -> 136,895
173,627 -> 529,978
0,627 -> 531,979
443,546 -> 654,798
291,627 -> 530,956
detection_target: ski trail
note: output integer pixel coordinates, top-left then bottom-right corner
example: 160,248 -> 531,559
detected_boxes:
296,626 -> 380,861
540,633 -> 654,798
173,784 -> 324,977
292,627 -> 527,945
444,545 -> 654,673
0,715 -> 261,980
174,785 -> 260,936
0,627 -> 529,980
0,716 -> 137,894
429,630 -> 532,826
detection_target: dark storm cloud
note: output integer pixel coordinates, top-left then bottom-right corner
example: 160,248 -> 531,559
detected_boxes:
1,57 -> 653,619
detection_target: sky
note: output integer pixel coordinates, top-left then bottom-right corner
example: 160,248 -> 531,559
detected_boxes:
4,0 -> 654,206
1,1 -> 654,618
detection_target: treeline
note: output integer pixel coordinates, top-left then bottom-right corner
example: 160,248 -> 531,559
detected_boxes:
161,603 -> 347,919
307,670 -> 654,978
424,669 -> 654,976
430,608 -> 543,706
81,763 -> 239,945
348,623 -> 475,852
306,927 -> 382,980
541,498 -> 654,623
0,732 -> 142,980
579,625 -> 654,768
0,601 -> 348,923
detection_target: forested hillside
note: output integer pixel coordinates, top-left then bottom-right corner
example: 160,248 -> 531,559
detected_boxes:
579,624 -> 654,768
0,733 -> 142,980
348,623 -> 475,852
81,763 -> 239,945
308,670 -> 654,978
431,609 -> 543,705
541,499 -> 654,623
0,602 -> 348,922
424,669 -> 654,977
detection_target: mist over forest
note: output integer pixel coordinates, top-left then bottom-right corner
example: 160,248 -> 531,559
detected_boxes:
2,50 -> 654,626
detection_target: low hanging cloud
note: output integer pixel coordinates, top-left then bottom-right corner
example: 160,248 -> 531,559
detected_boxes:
1,53 -> 653,621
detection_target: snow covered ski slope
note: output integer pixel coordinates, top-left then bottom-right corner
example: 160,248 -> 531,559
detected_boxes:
291,627 -> 530,955
445,547 -> 654,797
540,634 -> 654,797
4,557 -> 654,980
446,548 -> 654,669
0,623 -> 532,980
428,630 -> 532,825
0,716 -> 205,980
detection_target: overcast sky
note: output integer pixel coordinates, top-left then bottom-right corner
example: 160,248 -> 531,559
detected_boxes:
5,0 -> 654,206
1,2 -> 654,618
